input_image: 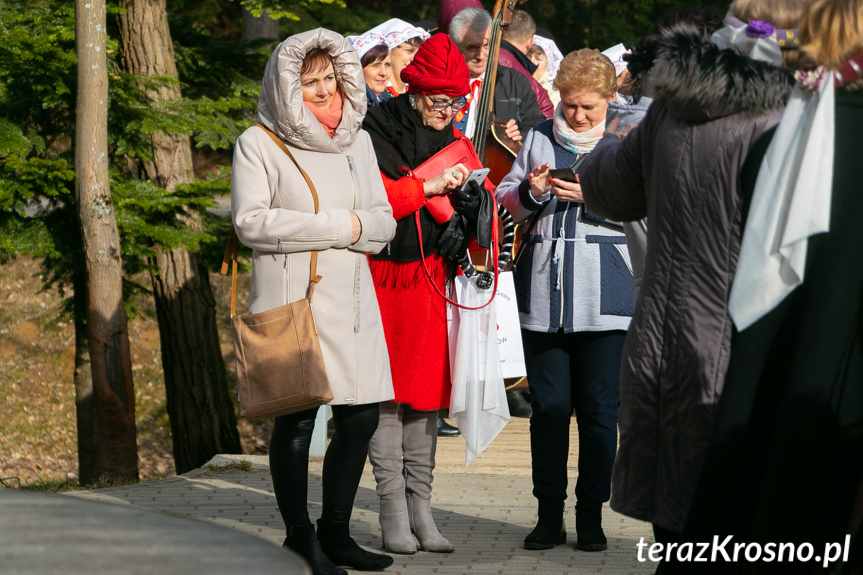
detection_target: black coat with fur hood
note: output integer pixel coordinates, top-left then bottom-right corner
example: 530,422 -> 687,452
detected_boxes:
579,25 -> 794,533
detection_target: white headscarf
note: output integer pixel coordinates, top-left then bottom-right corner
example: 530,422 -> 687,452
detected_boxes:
346,32 -> 387,60
531,35 -> 563,81
602,43 -> 631,77
728,71 -> 835,330
366,18 -> 429,50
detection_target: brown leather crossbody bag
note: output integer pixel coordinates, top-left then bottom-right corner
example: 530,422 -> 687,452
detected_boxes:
220,125 -> 332,419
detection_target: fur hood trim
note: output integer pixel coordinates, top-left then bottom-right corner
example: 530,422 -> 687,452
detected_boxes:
257,28 -> 366,153
646,24 -> 794,122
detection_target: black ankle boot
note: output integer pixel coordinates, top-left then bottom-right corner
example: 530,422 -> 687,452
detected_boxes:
524,496 -> 566,550
575,498 -> 607,551
282,523 -> 347,575
437,414 -> 461,437
506,389 -> 533,418
317,518 -> 394,571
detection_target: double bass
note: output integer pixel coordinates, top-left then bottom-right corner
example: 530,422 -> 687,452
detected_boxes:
472,0 -> 522,185
470,0 -> 529,391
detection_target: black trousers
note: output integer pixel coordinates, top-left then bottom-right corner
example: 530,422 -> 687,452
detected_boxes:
269,402 -> 380,530
522,329 -> 625,503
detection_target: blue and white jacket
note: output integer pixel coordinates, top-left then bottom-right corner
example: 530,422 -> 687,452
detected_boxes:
365,84 -> 391,108
496,120 -> 633,334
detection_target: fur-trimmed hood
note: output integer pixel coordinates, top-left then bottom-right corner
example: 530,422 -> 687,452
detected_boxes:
646,24 -> 795,122
257,28 -> 366,153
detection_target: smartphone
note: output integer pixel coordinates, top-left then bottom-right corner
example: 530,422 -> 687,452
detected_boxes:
459,167 -> 490,190
549,153 -> 590,183
548,167 -> 577,182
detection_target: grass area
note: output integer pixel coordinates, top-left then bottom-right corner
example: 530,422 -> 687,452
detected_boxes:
0,255 -> 272,488
205,459 -> 253,472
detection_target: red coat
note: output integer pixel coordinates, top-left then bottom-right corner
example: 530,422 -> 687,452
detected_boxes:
368,127 -> 494,410
369,173 -> 452,410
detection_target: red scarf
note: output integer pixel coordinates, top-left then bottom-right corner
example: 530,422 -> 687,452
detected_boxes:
304,89 -> 343,137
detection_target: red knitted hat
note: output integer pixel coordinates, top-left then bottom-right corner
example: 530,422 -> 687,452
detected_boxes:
400,33 -> 471,98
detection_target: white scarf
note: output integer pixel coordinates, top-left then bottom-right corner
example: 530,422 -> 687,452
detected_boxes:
728,73 -> 835,331
552,101 -> 605,154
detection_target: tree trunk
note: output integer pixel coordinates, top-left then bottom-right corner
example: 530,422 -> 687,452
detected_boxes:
72,248 -> 96,482
241,6 -> 279,47
75,0 -> 138,485
117,0 -> 241,474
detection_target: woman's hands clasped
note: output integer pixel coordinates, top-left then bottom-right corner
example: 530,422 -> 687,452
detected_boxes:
423,163 -> 468,198
529,163 -> 584,203
350,211 -> 362,245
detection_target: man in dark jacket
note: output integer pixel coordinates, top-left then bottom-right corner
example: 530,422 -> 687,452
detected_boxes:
499,10 -> 554,119
449,6 -> 543,418
449,7 -> 546,144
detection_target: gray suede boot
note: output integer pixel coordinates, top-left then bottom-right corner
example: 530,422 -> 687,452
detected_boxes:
409,494 -> 454,553
379,493 -> 417,554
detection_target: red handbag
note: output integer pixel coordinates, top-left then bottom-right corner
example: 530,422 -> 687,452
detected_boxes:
410,136 -> 486,224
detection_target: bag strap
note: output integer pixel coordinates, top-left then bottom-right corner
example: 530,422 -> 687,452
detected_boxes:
413,201 -> 499,311
219,124 -> 324,315
221,228 -> 240,315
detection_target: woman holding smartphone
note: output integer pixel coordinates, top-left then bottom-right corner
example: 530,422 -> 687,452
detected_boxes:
362,32 -> 493,556
495,48 -> 634,553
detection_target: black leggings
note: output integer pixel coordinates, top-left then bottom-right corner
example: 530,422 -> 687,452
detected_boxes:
269,403 -> 380,529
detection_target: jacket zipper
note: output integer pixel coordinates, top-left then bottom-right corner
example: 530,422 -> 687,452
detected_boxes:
347,155 -> 361,403
346,155 -> 359,209
558,203 -> 572,329
346,154 -> 362,334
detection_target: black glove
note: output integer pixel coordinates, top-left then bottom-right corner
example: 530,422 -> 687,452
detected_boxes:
473,188 -> 493,249
435,213 -> 469,260
451,179 -> 483,221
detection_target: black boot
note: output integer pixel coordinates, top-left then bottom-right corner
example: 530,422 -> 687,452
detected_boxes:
282,523 -> 347,575
437,413 -> 460,437
506,389 -> 533,418
524,496 -> 566,550
317,518 -> 394,571
575,499 -> 607,551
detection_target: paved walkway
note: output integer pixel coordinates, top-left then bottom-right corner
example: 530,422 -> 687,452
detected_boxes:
2,489 -> 306,574
70,417 -> 656,575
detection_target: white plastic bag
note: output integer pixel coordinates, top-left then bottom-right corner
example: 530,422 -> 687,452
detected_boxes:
447,275 -> 510,466
493,271 -> 526,379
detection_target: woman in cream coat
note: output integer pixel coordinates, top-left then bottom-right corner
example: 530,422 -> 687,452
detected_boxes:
232,28 -> 396,575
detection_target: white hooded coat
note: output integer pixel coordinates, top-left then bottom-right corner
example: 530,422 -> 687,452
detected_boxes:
231,28 -> 397,406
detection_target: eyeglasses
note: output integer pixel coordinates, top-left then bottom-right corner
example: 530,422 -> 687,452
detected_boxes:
425,95 -> 467,112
